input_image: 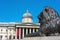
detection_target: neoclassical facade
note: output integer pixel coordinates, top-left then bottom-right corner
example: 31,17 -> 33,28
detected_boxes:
0,10 -> 40,40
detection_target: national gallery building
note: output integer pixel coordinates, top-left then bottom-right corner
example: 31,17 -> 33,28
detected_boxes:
0,10 -> 40,40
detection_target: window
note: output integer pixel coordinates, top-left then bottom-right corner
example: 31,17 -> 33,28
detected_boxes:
10,29 -> 11,31
5,35 -> 7,37
17,36 -> 19,39
1,36 -> 2,39
9,35 -> 11,39
1,29 -> 3,31
13,36 -> 15,39
0,35 -> 2,39
6,29 -> 7,31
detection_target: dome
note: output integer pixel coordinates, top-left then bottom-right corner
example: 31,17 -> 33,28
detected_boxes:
22,10 -> 32,18
22,10 -> 33,23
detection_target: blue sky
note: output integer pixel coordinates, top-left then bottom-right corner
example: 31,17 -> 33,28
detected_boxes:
0,0 -> 60,22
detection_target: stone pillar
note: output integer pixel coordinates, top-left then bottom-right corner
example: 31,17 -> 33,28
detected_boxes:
22,28 -> 24,38
15,29 -> 17,40
33,28 -> 35,33
7,28 -> 9,40
11,29 -> 13,40
19,28 -> 21,39
29,28 -> 31,34
36,28 -> 38,32
26,28 -> 28,35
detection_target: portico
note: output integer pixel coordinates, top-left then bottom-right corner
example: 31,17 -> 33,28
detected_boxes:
16,23 -> 40,39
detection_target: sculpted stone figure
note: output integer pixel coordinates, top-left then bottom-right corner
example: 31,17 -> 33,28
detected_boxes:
38,6 -> 60,36
26,6 -> 60,37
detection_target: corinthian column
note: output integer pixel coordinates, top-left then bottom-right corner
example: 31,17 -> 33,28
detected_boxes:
7,27 -> 9,40
19,28 -> 21,39
33,28 -> 35,33
29,28 -> 31,34
26,28 -> 28,35
15,28 -> 17,40
22,28 -> 24,38
36,28 -> 38,32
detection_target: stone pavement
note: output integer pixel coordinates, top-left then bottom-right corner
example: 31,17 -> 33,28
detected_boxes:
21,36 -> 60,40
2,36 -> 60,40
